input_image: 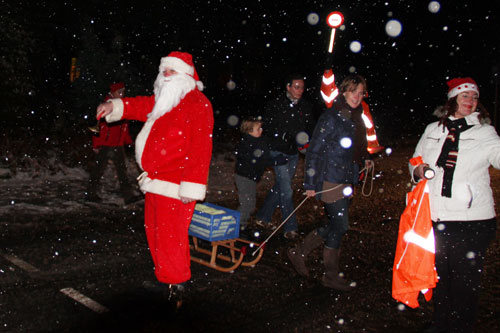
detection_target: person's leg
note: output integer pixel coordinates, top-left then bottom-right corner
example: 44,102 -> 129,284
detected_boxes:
322,198 -> 349,249
235,174 -> 256,228
110,146 -> 135,201
86,147 -> 109,199
431,221 -> 453,332
144,193 -> 195,284
255,178 -> 280,224
144,193 -> 158,267
287,229 -> 324,277
320,198 -> 351,290
446,219 -> 497,333
279,153 -> 299,233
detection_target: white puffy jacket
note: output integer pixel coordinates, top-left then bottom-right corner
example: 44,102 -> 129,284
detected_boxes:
411,112 -> 500,222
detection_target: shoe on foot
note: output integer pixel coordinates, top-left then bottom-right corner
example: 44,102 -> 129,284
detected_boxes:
284,231 -> 299,240
255,219 -> 269,228
166,283 -> 185,311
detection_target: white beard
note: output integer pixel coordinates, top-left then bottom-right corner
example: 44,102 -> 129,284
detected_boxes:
148,72 -> 196,120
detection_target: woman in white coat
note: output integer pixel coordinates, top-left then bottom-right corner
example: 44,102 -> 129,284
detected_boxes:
411,77 -> 498,332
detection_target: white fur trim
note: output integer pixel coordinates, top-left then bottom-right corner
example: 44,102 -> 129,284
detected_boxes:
196,81 -> 204,91
160,57 -> 194,76
137,177 -> 206,201
179,181 -> 207,201
105,99 -> 124,122
138,176 -> 181,199
134,119 -> 155,170
447,83 -> 479,99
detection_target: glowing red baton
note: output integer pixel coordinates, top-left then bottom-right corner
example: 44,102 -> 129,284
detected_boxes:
326,11 -> 344,53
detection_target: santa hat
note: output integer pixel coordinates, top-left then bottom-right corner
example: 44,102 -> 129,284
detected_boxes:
446,77 -> 479,99
159,51 -> 204,91
110,82 -> 125,93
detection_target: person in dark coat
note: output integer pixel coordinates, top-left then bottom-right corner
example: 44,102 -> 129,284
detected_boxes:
255,73 -> 315,240
235,118 -> 288,230
288,75 -> 373,290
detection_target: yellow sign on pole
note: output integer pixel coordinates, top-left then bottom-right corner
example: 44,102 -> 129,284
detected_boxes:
70,57 -> 80,83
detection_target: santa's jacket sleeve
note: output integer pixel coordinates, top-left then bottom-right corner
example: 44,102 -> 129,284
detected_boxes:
106,96 -> 156,123
179,97 -> 214,199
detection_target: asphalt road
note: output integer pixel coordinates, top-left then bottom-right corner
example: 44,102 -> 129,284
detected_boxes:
1,206 -> 164,332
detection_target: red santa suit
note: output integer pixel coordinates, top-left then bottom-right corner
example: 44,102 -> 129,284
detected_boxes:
104,52 -> 214,284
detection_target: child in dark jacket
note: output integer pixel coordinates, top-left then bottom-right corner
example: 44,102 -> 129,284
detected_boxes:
235,118 -> 287,230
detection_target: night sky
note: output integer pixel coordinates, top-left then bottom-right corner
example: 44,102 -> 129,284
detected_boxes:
2,0 -> 500,141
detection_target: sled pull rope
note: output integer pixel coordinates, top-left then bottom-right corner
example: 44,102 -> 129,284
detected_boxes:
251,185 -> 342,256
360,163 -> 375,197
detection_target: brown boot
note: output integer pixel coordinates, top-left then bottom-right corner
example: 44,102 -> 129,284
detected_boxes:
287,231 -> 324,277
321,247 -> 352,291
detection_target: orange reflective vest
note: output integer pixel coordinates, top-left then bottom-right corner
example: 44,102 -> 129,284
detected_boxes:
392,160 -> 438,308
361,101 -> 384,154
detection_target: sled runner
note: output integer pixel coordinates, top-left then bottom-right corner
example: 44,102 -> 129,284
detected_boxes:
189,236 -> 265,272
188,203 -> 264,272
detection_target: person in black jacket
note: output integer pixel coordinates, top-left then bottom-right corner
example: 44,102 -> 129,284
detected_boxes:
235,118 -> 287,231
255,73 -> 315,240
288,75 -> 373,290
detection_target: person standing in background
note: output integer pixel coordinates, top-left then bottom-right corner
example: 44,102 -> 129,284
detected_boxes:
86,82 -> 140,205
255,73 -> 315,240
235,117 -> 288,231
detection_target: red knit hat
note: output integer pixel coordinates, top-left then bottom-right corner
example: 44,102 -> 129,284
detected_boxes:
110,82 -> 125,93
159,51 -> 204,90
446,77 -> 479,99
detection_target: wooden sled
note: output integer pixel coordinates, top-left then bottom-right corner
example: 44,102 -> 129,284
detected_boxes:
189,236 -> 265,273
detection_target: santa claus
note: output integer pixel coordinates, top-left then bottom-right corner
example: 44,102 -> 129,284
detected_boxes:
96,51 -> 214,289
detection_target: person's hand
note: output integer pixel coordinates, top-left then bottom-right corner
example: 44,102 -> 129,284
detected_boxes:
365,159 -> 374,170
96,102 -> 114,120
414,163 -> 429,180
305,190 -> 316,198
180,196 -> 195,204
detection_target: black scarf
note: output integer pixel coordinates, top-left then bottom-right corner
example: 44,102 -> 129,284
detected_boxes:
435,118 -> 472,197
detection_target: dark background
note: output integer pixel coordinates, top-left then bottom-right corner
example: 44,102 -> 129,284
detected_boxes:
1,0 -> 500,146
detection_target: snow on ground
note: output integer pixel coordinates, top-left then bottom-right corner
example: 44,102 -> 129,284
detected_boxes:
0,145 -> 243,218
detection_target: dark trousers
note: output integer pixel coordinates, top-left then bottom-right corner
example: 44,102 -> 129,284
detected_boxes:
235,174 -> 257,227
88,146 -> 134,200
432,218 -> 497,332
317,198 -> 350,249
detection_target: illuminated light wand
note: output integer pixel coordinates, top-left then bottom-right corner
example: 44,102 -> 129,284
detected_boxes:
326,11 -> 344,53
321,11 -> 344,108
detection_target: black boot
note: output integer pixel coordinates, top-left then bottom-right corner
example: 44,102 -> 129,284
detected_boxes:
287,231 -> 324,277
166,283 -> 185,311
321,247 -> 352,291
142,280 -> 185,311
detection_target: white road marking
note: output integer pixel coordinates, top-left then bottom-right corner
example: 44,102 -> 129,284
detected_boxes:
60,287 -> 109,313
2,253 -> 110,314
2,254 -> 40,273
